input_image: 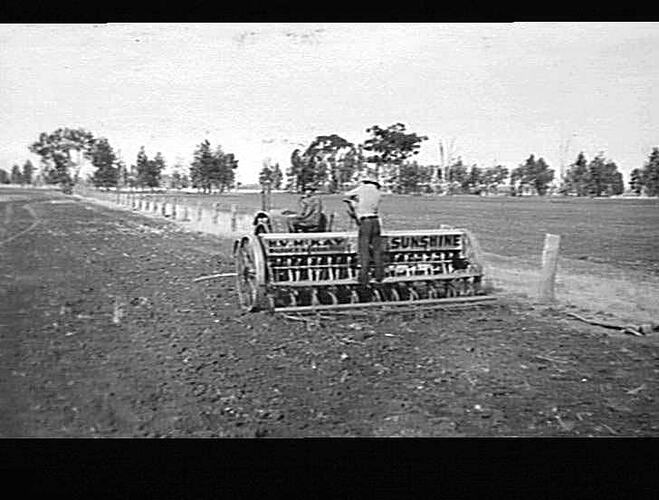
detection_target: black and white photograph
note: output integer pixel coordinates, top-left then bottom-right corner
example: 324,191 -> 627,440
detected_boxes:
1,22 -> 658,438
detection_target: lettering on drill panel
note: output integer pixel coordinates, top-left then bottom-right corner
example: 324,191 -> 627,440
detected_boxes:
266,237 -> 355,254
386,234 -> 462,251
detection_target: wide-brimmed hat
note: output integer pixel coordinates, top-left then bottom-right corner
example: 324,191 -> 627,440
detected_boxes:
361,175 -> 381,188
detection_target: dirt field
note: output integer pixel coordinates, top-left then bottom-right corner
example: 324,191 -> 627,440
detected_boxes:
1,187 -> 658,437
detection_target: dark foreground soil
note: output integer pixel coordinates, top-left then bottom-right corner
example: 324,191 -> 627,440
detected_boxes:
1,188 -> 658,437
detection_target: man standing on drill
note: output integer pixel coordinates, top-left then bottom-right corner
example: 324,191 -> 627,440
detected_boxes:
344,175 -> 384,285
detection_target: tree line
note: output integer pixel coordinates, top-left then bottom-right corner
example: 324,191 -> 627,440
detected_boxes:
4,125 -> 658,197
2,127 -> 239,193
269,122 -> 658,197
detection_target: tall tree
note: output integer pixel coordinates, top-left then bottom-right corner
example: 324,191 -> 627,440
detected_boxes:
259,162 -> 274,187
586,155 -> 623,196
482,165 -> 508,186
190,140 -> 213,193
639,147 -> 659,197
90,138 -> 119,188
190,140 -> 238,193
135,146 -> 150,189
147,152 -> 166,189
481,165 -> 509,194
397,160 -> 432,194
0,169 -> 9,184
463,165 -> 484,193
629,167 -> 644,195
563,152 -> 589,196
271,162 -> 283,189
303,134 -> 354,192
21,160 -> 35,185
29,127 -> 95,186
286,148 -> 316,193
170,162 -> 189,190
512,155 -> 554,195
216,149 -> 238,192
126,164 -> 139,189
10,165 -> 23,184
446,158 -> 468,193
361,123 -> 428,189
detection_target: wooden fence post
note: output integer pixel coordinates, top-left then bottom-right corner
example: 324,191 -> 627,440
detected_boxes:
539,233 -> 561,302
230,204 -> 237,232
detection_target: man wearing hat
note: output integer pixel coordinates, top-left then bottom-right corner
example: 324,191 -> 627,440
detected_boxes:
344,175 -> 384,285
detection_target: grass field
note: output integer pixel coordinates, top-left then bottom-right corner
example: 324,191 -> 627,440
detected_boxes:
138,191 -> 659,275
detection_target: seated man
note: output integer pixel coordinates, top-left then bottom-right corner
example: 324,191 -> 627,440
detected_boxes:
287,186 -> 324,232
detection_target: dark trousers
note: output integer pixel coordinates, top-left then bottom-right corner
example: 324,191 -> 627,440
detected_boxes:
358,217 -> 384,284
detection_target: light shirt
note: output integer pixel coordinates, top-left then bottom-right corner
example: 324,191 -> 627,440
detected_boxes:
345,182 -> 382,218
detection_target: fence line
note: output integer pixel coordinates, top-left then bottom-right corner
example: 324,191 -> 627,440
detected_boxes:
74,187 -> 253,237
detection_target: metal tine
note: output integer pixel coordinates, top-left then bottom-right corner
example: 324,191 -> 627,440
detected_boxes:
327,256 -> 334,280
311,288 -> 320,306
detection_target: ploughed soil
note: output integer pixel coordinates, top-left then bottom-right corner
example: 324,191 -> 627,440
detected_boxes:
1,188 -> 658,437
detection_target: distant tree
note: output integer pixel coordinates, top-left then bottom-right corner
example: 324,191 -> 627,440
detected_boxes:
190,140 -> 212,193
29,127 -> 95,187
0,169 -> 9,184
170,162 -> 189,190
147,152 -> 166,189
10,165 -> 23,184
286,148 -> 317,193
116,159 -> 128,188
639,147 -> 659,197
271,162 -> 283,190
591,156 -> 623,196
259,162 -> 273,187
21,160 -> 35,185
90,138 -> 119,188
584,155 -> 621,196
301,134 -> 355,192
463,165 -> 484,193
214,148 -> 238,192
190,140 -> 238,193
481,165 -> 509,194
563,152 -> 589,196
629,167 -> 644,195
482,165 -> 508,186
446,158 -> 468,193
397,160 -> 432,194
361,123 -> 428,189
426,164 -> 442,188
170,172 -> 181,190
511,155 -> 554,196
609,168 -> 624,196
135,147 -> 150,189
126,164 -> 139,189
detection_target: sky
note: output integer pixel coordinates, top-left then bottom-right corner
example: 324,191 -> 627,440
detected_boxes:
1,23 -> 658,184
